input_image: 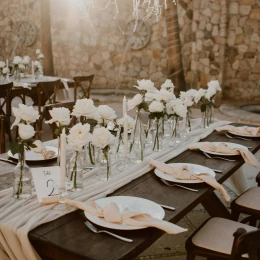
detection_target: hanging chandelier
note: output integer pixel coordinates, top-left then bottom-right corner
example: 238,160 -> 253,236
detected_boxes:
78,0 -> 177,32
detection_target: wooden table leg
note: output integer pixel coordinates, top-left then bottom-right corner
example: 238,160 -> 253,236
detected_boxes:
201,191 -> 231,219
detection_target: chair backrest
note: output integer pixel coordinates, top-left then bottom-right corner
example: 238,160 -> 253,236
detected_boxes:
73,75 -> 94,99
231,228 -> 260,260
43,101 -> 76,138
0,82 -> 13,116
0,115 -> 5,153
36,79 -> 61,112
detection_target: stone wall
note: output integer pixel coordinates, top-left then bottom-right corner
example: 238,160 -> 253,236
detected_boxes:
179,0 -> 260,101
0,0 -> 41,62
50,0 -> 169,90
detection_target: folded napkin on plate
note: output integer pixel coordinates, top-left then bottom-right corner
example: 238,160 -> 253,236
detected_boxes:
216,125 -> 260,136
188,142 -> 260,168
41,198 -> 187,234
13,82 -> 32,90
149,159 -> 230,201
31,140 -> 56,159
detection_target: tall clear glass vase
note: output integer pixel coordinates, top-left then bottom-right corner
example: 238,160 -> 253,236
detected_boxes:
201,106 -> 210,128
170,116 -> 181,145
152,118 -> 163,151
83,142 -> 95,170
162,115 -> 172,137
97,147 -> 111,181
129,109 -> 146,163
68,151 -> 83,191
13,149 -> 32,199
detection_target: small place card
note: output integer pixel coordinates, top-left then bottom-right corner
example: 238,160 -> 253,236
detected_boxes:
31,166 -> 60,202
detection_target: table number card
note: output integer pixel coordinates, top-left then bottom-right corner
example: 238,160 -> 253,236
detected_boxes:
31,166 -> 60,202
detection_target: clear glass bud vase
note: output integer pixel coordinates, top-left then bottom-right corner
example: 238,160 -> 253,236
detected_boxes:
201,106 -> 211,128
162,115 -> 172,137
14,69 -> 21,81
13,149 -> 32,199
83,142 -> 95,170
129,110 -> 146,163
68,151 -> 83,191
97,147 -> 111,181
152,118 -> 163,151
170,116 -> 181,145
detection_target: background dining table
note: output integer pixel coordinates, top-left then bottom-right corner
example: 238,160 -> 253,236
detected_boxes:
0,123 -> 259,260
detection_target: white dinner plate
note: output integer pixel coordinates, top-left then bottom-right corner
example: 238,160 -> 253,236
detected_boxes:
8,146 -> 58,161
200,142 -> 248,156
84,196 -> 165,230
154,163 -> 215,184
229,128 -> 259,138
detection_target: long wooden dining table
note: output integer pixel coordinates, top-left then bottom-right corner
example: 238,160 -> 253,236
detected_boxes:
1,124 -> 259,260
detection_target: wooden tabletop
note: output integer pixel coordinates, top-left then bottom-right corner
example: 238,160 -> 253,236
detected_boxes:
1,125 -> 260,260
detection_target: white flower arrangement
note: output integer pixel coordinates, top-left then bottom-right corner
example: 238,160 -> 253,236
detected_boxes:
161,79 -> 174,92
18,124 -> 35,140
166,99 -> 187,118
11,104 -> 40,129
134,79 -> 158,93
127,94 -> 143,110
92,127 -> 115,149
0,61 -> 5,69
97,105 -> 117,127
12,56 -> 22,65
117,115 -> 135,130
148,100 -> 165,114
67,123 -> 92,152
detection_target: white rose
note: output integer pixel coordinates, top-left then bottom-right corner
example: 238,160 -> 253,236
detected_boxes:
194,88 -> 206,103
38,54 -> 44,60
186,89 -> 197,97
13,56 -> 22,65
128,94 -> 143,110
18,64 -> 25,70
135,79 -> 158,93
11,104 -> 40,129
161,79 -> 174,92
144,92 -> 157,102
117,115 -> 135,130
71,98 -> 100,120
158,89 -> 176,103
0,61 -> 5,68
45,107 -> 71,126
205,87 -> 216,100
22,56 -> 30,65
36,49 -> 41,55
92,127 -> 115,149
2,67 -> 9,75
174,103 -> 187,118
208,80 -> 221,92
148,101 -> 165,113
18,124 -> 35,140
97,105 -> 117,125
180,92 -> 194,107
67,123 -> 92,151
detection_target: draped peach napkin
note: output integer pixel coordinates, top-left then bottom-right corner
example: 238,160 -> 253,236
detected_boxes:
216,125 -> 260,136
31,140 -> 56,159
41,198 -> 187,234
188,142 -> 260,168
149,159 -> 230,201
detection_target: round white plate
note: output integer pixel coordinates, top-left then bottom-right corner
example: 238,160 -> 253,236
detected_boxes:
154,163 -> 215,184
8,146 -> 58,161
200,142 -> 248,156
85,196 -> 165,230
229,128 -> 259,138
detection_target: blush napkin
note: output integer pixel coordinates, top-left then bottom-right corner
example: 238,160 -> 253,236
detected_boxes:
41,198 -> 187,235
31,140 -> 56,159
149,159 -> 230,201
216,125 -> 260,136
188,142 -> 260,168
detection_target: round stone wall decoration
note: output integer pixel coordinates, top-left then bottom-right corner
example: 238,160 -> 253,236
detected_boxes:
124,20 -> 151,50
17,20 -> 37,47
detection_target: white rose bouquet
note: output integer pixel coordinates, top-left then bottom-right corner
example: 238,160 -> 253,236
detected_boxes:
92,127 -> 115,180
97,105 -> 117,127
45,107 -> 71,136
166,99 -> 187,137
161,79 -> 175,93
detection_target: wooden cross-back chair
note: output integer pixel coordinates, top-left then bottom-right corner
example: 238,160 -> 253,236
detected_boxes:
43,101 -> 77,138
35,79 -> 61,134
0,115 -> 6,153
0,82 -> 13,141
185,217 -> 260,260
73,75 -> 94,99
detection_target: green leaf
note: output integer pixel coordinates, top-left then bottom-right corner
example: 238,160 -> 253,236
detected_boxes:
201,104 -> 207,112
9,142 -> 19,155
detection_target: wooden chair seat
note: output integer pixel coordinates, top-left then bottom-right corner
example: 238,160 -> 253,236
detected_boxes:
186,217 -> 258,260
235,187 -> 260,211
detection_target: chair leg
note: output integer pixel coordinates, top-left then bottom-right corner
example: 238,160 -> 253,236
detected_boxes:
249,217 -> 257,227
186,253 -> 196,260
231,209 -> 240,221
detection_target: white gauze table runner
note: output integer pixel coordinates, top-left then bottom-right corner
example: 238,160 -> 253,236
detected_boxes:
0,119 -> 232,260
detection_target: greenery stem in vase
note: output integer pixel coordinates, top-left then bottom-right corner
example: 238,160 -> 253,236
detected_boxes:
171,116 -> 179,138
103,147 -> 110,180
